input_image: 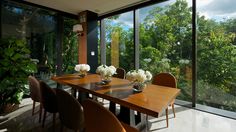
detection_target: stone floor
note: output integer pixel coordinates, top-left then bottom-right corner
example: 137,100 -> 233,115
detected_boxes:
0,98 -> 236,132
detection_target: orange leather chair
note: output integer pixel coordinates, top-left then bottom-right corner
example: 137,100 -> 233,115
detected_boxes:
152,72 -> 177,127
82,99 -> 139,132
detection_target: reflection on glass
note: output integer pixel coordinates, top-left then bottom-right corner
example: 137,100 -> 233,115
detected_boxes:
139,0 -> 193,102
104,11 -> 134,71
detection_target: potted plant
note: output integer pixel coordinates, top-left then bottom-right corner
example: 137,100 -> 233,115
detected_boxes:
0,38 -> 37,114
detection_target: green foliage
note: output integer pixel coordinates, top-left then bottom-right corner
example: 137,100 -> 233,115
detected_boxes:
0,38 -> 37,113
62,18 -> 78,73
104,0 -> 236,111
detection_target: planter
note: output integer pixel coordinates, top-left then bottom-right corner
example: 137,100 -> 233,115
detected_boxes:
3,103 -> 19,114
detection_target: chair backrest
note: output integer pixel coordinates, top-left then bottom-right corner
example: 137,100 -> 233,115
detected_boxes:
56,89 -> 84,131
28,76 -> 41,102
40,81 -> 58,113
82,99 -> 126,132
113,68 -> 126,79
152,73 -> 177,88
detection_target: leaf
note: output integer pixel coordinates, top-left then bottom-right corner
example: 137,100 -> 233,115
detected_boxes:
23,63 -> 37,73
4,48 -> 14,57
12,53 -> 22,61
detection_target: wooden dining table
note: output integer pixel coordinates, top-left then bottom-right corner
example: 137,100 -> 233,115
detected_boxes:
51,74 -> 180,130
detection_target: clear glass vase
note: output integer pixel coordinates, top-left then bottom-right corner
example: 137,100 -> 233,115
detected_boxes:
133,82 -> 146,93
101,75 -> 112,84
78,71 -> 87,78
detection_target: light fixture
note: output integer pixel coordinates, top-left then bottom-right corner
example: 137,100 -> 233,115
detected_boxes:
73,24 -> 83,36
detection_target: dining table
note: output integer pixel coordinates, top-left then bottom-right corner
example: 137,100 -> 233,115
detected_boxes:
51,73 -> 180,130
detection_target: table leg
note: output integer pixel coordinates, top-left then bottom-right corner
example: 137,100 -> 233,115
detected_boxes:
135,113 -> 151,132
71,88 -> 77,98
109,101 -> 116,114
56,83 -> 62,89
118,106 -> 151,131
118,106 -> 138,126
78,91 -> 89,103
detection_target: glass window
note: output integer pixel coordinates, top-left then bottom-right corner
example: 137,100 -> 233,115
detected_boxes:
2,1 -> 57,80
197,0 -> 236,112
104,11 -> 134,71
139,0 -> 193,102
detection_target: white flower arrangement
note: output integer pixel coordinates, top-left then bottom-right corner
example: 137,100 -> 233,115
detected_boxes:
96,65 -> 116,80
74,64 -> 90,76
126,69 -> 152,83
126,69 -> 152,92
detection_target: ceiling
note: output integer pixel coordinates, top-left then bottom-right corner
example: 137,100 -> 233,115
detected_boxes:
25,0 -> 150,16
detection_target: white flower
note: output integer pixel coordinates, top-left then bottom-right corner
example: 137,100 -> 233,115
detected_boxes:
126,69 -> 152,83
75,64 -> 90,72
145,71 -> 152,81
96,65 -> 117,78
96,65 -> 107,74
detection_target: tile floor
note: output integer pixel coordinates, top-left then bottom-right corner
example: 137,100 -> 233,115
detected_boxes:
0,98 -> 236,132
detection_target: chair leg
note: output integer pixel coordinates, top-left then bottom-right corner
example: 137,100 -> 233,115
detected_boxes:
42,110 -> 47,128
32,101 -> 35,116
53,113 -> 56,132
172,104 -> 176,118
165,108 -> 169,128
39,103 -> 42,123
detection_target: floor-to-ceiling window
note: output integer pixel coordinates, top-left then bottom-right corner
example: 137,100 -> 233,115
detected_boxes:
138,0 -> 193,102
197,0 -> 236,112
1,0 -> 57,80
1,0 -> 78,79
99,0 -> 236,117
104,11 -> 134,71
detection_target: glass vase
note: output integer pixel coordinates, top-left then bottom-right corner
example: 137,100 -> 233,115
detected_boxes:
101,76 -> 112,84
133,82 -> 146,93
78,71 -> 87,78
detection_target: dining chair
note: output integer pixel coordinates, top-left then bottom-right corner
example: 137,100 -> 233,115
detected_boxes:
113,67 -> 126,79
28,75 -> 43,123
109,68 -> 126,114
82,99 -> 138,132
56,88 -> 84,132
152,72 -> 177,127
40,81 -> 58,130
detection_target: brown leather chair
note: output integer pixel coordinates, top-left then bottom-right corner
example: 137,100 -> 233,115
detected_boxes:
152,72 -> 177,127
113,68 -> 126,79
40,81 -> 58,130
82,99 -> 138,132
56,88 -> 84,132
28,76 -> 42,123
